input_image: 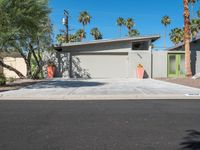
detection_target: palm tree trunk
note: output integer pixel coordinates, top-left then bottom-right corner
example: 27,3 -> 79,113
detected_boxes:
183,0 -> 192,77
119,27 -> 122,38
164,26 -> 167,48
191,3 -> 194,19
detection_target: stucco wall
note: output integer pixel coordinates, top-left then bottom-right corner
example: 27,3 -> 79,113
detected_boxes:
196,51 -> 200,74
152,51 -> 168,78
128,51 -> 151,78
3,57 -> 27,78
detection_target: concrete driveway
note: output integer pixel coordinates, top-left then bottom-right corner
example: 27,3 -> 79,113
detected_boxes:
0,78 -> 200,100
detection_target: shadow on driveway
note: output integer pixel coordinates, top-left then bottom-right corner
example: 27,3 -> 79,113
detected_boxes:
24,80 -> 106,89
180,130 -> 200,150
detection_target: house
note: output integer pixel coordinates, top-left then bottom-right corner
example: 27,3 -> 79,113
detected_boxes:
0,52 -> 27,78
54,35 -> 160,79
165,37 -> 200,77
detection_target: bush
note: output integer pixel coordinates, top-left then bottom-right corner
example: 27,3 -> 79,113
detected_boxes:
0,73 -> 6,86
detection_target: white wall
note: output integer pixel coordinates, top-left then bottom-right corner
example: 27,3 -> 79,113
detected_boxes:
128,51 -> 152,78
152,51 -> 168,78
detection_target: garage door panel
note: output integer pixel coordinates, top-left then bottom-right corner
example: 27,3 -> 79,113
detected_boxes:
72,54 -> 128,78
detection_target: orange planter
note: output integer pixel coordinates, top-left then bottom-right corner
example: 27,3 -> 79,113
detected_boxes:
137,67 -> 144,79
47,66 -> 55,79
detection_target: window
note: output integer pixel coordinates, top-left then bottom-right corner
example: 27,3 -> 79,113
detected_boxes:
132,41 -> 149,50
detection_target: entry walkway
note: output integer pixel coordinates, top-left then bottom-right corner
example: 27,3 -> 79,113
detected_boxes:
0,78 -> 200,100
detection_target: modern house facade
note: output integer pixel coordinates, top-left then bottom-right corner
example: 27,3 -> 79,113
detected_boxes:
55,35 -> 160,79
54,35 -> 200,79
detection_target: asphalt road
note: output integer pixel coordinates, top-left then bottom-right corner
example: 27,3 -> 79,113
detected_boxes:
0,100 -> 200,150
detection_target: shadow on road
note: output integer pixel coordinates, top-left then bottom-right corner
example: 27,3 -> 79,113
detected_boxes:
180,130 -> 200,150
24,80 -> 106,89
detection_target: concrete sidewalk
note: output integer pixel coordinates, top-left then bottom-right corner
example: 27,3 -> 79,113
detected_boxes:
0,78 -> 200,100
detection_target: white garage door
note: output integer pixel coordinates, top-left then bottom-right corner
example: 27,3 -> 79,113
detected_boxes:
72,54 -> 128,78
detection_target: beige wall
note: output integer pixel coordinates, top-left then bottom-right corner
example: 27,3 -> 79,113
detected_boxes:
3,57 -> 27,78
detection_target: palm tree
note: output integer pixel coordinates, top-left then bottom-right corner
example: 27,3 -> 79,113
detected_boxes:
90,28 -> 103,40
183,0 -> 192,77
190,18 -> 200,37
188,0 -> 198,19
161,16 -> 171,48
117,17 -> 125,37
76,29 -> 86,41
78,11 -> 91,31
128,29 -> 140,37
69,34 -> 78,42
56,34 -> 65,43
169,28 -> 184,45
125,18 -> 135,31
197,10 -> 200,17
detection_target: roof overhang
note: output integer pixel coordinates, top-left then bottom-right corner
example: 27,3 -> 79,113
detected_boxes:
166,36 -> 200,51
54,35 -> 160,51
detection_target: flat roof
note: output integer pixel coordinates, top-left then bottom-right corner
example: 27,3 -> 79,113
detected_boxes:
167,36 -> 200,51
54,35 -> 160,50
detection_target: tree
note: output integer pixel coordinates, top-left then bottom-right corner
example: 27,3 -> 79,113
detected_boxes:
76,29 -> 86,41
117,17 -> 125,37
56,34 -> 65,44
190,18 -> 200,37
188,0 -> 198,19
197,10 -> 200,17
90,28 -> 103,40
125,18 -> 135,31
78,11 -> 91,31
0,0 -> 52,79
128,29 -> 140,37
161,16 -> 171,48
183,0 -> 192,77
169,28 -> 184,45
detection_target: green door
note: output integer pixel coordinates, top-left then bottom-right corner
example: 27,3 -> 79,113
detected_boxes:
168,54 -> 185,77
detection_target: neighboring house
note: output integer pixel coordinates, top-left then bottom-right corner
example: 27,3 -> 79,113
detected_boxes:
149,38 -> 200,78
166,37 -> 200,77
0,52 -> 27,78
54,35 -> 160,79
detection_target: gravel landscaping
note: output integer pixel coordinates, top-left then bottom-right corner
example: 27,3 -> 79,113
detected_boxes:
156,77 -> 200,89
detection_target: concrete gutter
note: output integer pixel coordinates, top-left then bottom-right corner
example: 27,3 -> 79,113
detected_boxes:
0,94 -> 200,100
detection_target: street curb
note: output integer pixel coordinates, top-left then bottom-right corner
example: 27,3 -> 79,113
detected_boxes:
0,94 -> 200,100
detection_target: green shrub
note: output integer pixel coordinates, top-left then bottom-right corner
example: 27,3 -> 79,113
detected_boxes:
0,73 -> 6,86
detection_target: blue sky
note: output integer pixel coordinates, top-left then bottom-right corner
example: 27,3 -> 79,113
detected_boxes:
49,0 -> 200,49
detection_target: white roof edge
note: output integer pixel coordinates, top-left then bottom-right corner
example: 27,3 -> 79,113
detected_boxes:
60,35 -> 160,47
